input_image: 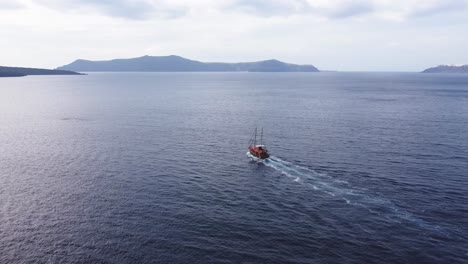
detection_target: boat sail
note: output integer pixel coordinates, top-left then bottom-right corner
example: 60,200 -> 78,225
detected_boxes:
248,128 -> 270,159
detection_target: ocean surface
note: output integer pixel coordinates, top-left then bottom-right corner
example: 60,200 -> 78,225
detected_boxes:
1,72 -> 467,263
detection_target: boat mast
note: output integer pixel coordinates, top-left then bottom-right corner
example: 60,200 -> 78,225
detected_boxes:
254,128 -> 257,145
260,127 -> 263,145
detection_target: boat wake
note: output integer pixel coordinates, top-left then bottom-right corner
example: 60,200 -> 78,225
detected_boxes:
246,151 -> 264,163
252,155 -> 451,236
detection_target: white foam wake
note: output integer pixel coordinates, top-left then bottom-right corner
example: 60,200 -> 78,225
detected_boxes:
256,155 -> 447,235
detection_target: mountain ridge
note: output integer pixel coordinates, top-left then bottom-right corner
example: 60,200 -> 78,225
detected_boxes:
57,55 -> 319,72
422,65 -> 468,73
0,66 -> 83,77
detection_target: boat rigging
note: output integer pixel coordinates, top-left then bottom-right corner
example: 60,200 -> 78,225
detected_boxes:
248,128 -> 270,159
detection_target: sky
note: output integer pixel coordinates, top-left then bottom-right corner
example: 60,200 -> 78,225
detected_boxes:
1,0 -> 468,71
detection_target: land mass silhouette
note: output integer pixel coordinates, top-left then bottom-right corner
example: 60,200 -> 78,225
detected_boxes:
57,55 -> 320,72
422,65 -> 468,73
0,66 -> 82,77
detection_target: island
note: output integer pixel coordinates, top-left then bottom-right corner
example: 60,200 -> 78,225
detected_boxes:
422,65 -> 468,73
0,66 -> 83,77
57,55 -> 319,72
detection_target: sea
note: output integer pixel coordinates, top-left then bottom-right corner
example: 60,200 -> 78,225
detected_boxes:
0,72 -> 467,263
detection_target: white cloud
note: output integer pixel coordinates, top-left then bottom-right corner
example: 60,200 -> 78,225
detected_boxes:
0,0 -> 24,9
229,0 -> 310,16
13,0 -> 468,20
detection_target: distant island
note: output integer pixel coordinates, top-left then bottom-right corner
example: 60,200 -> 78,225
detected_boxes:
0,66 -> 82,77
57,55 -> 319,72
422,65 -> 468,73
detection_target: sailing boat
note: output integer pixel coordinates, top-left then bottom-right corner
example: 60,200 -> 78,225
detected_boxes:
248,128 -> 270,159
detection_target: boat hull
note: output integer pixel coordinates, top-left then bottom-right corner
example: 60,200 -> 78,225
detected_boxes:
248,146 -> 270,159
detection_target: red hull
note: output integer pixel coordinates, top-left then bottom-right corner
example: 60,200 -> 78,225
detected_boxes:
248,145 -> 270,159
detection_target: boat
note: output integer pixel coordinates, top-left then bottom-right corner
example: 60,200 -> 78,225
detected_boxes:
248,128 -> 270,159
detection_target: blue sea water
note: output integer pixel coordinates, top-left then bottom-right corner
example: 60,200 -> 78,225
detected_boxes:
0,72 -> 467,263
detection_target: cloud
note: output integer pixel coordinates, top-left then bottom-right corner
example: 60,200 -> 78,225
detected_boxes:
35,0 -> 184,20
81,0 -> 154,19
0,1 -> 24,10
22,0 -> 468,21
324,1 -> 375,18
230,0 -> 310,16
230,0 -> 468,20
409,0 -> 467,17
229,0 -> 375,19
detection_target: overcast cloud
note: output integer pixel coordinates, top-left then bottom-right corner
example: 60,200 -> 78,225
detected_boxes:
1,0 -> 467,71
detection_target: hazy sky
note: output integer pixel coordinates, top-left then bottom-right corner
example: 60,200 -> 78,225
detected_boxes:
1,0 -> 468,71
